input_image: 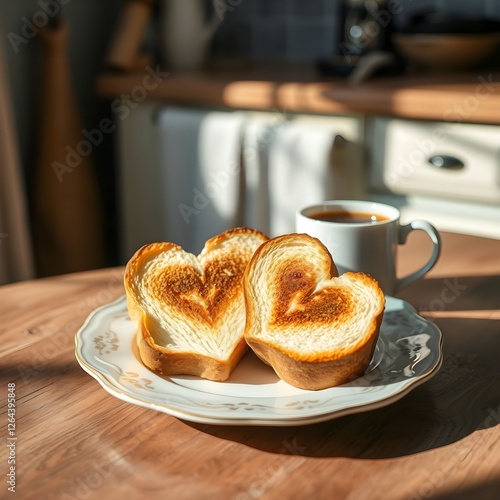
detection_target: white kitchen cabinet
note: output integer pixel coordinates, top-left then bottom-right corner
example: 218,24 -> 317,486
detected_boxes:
117,104 -> 500,258
368,117 -> 500,238
370,117 -> 500,203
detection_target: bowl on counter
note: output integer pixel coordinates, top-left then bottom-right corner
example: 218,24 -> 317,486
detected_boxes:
392,32 -> 500,71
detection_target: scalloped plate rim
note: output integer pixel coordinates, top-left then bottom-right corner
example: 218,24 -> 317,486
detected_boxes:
75,295 -> 443,426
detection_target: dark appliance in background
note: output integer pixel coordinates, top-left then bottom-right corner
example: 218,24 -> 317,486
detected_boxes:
341,0 -> 393,57
318,0 -> 401,80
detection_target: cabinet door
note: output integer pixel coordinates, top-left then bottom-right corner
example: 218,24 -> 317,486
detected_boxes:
369,117 -> 500,203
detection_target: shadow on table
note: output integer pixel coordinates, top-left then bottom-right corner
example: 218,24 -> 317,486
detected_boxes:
189,274 -> 500,460
433,478 -> 500,500
397,273 -> 500,315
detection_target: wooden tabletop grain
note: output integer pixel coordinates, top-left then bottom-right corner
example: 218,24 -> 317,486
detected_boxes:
1,231 -> 500,499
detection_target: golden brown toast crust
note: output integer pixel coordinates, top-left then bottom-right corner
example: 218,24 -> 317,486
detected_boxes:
124,227 -> 268,381
137,315 -> 249,379
243,233 -> 385,390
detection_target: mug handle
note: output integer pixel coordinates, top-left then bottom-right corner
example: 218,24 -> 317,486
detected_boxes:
395,220 -> 441,292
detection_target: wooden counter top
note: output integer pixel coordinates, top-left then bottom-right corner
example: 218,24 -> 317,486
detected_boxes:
1,231 -> 500,498
96,62 -> 500,124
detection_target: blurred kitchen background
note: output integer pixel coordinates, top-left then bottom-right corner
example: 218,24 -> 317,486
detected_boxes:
1,0 -> 500,284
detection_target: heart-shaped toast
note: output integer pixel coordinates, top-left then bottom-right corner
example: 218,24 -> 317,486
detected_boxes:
124,228 -> 268,381
243,233 -> 385,390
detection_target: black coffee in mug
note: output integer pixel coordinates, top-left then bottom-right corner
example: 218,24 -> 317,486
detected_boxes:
308,210 -> 390,224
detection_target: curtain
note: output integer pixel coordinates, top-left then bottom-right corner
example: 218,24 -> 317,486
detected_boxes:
0,29 -> 35,284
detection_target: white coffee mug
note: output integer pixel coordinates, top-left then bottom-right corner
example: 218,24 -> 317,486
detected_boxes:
295,200 -> 441,295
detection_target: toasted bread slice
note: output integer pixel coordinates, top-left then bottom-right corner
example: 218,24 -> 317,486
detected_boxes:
243,233 -> 385,390
124,227 -> 268,381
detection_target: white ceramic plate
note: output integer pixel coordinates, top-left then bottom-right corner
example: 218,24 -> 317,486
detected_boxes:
75,295 -> 442,426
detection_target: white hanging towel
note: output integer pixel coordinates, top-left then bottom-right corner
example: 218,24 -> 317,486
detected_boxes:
267,120 -> 348,236
157,107 -> 246,254
240,115 -> 274,236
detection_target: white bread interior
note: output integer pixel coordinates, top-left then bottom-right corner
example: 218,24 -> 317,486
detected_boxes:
124,227 -> 268,381
243,233 -> 385,390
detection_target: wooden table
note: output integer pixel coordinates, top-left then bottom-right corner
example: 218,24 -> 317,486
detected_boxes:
1,232 -> 500,499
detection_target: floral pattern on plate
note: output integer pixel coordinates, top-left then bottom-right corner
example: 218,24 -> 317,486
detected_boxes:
75,295 -> 442,426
